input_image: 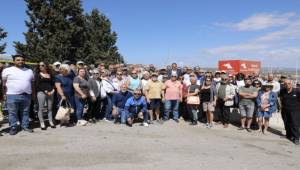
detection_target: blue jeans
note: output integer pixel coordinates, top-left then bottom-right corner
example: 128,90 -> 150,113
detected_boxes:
74,96 -> 85,121
127,111 -> 149,123
117,108 -> 126,124
164,100 -> 179,120
6,94 -> 31,129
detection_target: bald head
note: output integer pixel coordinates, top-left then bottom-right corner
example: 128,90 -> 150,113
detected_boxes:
285,79 -> 294,90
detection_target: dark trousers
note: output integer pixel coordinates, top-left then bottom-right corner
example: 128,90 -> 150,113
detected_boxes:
88,97 -> 102,120
281,111 -> 290,138
284,110 -> 300,141
217,99 -> 231,124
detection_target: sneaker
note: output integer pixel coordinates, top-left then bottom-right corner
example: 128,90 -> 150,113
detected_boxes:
142,122 -> 149,127
246,128 -> 252,133
238,127 -> 245,130
9,128 -> 18,135
22,128 -> 34,133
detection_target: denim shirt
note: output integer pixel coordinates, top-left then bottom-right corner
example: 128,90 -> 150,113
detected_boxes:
256,90 -> 278,113
124,96 -> 147,114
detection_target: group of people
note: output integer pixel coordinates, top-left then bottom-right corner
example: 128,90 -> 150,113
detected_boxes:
0,54 -> 300,145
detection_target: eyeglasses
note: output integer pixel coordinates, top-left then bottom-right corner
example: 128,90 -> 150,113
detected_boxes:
93,73 -> 99,75
132,73 -> 137,75
117,74 -> 122,76
134,93 -> 141,95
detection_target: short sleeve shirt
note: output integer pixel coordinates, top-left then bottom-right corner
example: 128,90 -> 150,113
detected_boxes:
55,75 -> 74,97
145,80 -> 163,99
73,76 -> 89,96
164,80 -> 182,100
239,86 -> 257,105
1,66 -> 34,94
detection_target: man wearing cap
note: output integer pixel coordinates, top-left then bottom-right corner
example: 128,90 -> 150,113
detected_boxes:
163,72 -> 182,123
144,73 -> 164,122
53,61 -> 61,75
216,75 -> 235,128
2,54 -> 35,135
280,79 -> 300,145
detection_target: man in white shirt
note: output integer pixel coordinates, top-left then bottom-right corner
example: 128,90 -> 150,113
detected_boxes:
263,74 -> 281,94
1,54 -> 34,135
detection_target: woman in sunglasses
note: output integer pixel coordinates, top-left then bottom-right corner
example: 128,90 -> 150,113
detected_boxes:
35,61 -> 56,130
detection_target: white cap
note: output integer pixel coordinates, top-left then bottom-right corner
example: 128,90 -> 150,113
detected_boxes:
53,61 -> 61,66
76,61 -> 84,65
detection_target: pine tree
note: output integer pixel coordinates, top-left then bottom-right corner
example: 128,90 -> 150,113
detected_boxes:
0,27 -> 7,53
14,0 -> 86,63
84,8 -> 124,64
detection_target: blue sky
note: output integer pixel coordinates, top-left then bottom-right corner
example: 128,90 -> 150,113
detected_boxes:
0,0 -> 300,68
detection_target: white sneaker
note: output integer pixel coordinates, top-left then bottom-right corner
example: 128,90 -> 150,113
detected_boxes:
77,120 -> 88,126
143,122 -> 149,127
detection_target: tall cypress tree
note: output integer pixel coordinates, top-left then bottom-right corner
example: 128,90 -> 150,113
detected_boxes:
0,27 -> 7,53
84,8 -> 124,64
14,0 -> 86,63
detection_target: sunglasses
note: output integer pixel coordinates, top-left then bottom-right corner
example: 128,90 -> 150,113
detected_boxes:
39,64 -> 45,67
117,74 -> 122,76
132,73 -> 137,74
93,73 -> 99,75
134,93 -> 141,95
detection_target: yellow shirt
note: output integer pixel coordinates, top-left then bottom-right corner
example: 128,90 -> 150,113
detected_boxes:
145,80 -> 163,99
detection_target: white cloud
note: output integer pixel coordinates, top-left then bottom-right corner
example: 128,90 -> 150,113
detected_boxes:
257,20 -> 300,41
217,12 -> 296,31
203,12 -> 300,67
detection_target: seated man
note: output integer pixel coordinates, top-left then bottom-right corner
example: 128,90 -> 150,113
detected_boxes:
112,84 -> 133,124
124,89 -> 149,127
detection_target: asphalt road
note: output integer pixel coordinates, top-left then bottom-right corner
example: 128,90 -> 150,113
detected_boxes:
0,119 -> 299,170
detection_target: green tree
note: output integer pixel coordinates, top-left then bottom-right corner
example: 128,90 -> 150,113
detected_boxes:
84,8 -> 124,64
0,27 -> 7,53
14,0 -> 86,63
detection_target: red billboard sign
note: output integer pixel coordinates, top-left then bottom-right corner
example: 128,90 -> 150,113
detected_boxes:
218,60 -> 261,75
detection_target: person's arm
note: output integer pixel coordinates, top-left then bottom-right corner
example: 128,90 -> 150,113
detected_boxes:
73,83 -> 87,99
141,97 -> 148,113
55,82 -> 66,100
1,70 -> 7,100
102,80 -> 113,94
179,83 -> 183,101
161,83 -> 165,100
2,79 -> 7,100
124,98 -> 131,114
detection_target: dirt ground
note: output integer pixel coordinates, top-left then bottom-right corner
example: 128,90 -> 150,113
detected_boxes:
0,117 -> 299,170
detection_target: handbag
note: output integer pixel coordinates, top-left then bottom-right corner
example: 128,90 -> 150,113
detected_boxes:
187,96 -> 200,105
55,99 -> 72,121
187,87 -> 200,105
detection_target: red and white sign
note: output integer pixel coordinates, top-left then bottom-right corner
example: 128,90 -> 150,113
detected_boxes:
218,60 -> 261,75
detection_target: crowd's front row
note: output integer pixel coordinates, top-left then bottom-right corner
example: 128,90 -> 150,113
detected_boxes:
1,55 -> 300,145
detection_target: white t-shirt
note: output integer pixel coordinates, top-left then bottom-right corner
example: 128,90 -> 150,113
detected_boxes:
1,66 -> 34,95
